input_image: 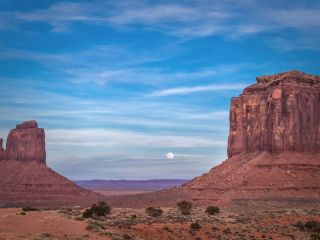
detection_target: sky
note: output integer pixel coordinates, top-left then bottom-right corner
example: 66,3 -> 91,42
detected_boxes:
0,0 -> 320,180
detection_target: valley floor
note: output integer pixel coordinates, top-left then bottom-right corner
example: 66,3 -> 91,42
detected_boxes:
0,205 -> 320,240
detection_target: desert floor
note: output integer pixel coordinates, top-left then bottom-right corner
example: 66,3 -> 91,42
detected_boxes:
0,205 -> 320,240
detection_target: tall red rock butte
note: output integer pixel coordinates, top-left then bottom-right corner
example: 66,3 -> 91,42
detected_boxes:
106,70 -> 320,207
0,121 -> 98,206
228,70 -> 320,157
184,70 -> 320,203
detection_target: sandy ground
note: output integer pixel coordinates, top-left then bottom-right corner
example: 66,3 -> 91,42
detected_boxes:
1,206 -> 320,240
0,208 -> 111,240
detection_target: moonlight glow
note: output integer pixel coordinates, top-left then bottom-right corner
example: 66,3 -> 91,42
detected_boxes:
166,152 -> 175,159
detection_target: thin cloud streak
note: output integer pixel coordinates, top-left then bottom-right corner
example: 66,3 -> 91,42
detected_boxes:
46,128 -> 226,148
150,84 -> 246,97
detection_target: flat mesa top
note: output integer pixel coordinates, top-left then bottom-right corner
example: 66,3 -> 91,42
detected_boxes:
256,70 -> 320,84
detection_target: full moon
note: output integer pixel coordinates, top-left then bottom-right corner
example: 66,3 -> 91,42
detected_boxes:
166,152 -> 175,159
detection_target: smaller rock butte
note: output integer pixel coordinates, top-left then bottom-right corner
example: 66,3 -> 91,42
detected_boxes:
0,121 -> 99,206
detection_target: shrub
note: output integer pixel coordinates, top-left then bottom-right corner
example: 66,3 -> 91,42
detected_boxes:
177,200 -> 192,215
190,222 -> 201,230
206,206 -> 220,215
145,207 -> 163,217
82,201 -> 111,218
22,207 -> 39,212
83,208 -> 93,218
305,221 -> 320,232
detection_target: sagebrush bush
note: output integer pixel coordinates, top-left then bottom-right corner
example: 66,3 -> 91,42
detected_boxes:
177,200 -> 192,215
145,207 -> 163,217
205,206 -> 220,215
82,201 -> 111,218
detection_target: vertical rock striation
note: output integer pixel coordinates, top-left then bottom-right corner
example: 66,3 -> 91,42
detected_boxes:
228,70 -> 320,157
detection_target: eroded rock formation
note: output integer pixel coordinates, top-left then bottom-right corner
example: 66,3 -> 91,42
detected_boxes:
182,70 -> 320,203
228,70 -> 320,157
0,121 -> 99,206
4,120 -> 46,164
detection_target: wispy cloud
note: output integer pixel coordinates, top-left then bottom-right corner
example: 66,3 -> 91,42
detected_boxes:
46,128 -> 225,148
265,8 -> 320,28
0,46 -> 253,87
15,2 -> 107,32
51,151 -> 224,180
4,1 -> 320,40
150,84 -> 246,97
108,4 -> 202,24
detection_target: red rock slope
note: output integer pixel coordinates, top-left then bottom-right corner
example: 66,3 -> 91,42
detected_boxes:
106,70 -> 320,207
0,121 -> 98,206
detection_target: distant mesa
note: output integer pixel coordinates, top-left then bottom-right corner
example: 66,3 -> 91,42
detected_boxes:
106,70 -> 320,207
0,120 -> 99,206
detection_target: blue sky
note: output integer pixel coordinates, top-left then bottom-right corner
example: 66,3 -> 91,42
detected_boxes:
0,0 -> 320,180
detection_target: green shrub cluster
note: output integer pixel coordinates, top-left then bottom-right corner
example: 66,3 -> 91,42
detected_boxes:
205,206 -> 220,215
145,207 -> 163,217
82,201 -> 111,218
177,200 -> 192,215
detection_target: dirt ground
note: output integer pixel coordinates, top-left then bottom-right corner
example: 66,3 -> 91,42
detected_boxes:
0,208 -> 111,240
1,205 -> 320,240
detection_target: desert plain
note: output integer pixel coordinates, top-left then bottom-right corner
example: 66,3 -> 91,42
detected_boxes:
1,202 -> 320,240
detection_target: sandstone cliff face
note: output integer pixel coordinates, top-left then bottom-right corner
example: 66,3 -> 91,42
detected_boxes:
228,70 -> 320,157
3,120 -> 46,164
